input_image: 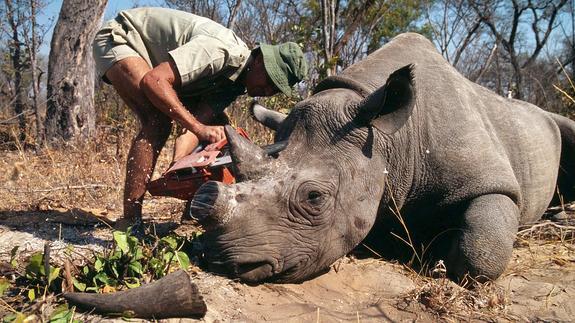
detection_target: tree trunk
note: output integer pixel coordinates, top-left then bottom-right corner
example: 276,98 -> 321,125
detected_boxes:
226,0 -> 242,29
45,0 -> 108,143
5,0 -> 26,143
29,0 -> 43,145
320,0 -> 337,77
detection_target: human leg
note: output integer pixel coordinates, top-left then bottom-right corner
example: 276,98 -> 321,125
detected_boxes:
105,57 -> 173,222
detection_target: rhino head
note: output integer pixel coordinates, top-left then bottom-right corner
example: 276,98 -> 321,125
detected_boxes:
192,65 -> 415,283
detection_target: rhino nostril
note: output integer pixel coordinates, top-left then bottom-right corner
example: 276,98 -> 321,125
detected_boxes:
190,181 -> 220,222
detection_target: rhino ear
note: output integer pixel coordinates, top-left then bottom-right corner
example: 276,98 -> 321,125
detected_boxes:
354,64 -> 415,134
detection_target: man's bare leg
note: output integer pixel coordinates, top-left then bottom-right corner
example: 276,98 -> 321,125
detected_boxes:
105,57 -> 172,225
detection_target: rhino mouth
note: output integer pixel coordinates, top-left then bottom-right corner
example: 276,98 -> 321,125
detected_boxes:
234,261 -> 274,282
207,255 -> 279,283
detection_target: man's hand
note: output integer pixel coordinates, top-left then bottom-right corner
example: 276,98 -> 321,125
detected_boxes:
196,125 -> 225,143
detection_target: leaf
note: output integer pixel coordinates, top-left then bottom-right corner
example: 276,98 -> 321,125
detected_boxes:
176,251 -> 190,270
127,235 -> 139,252
27,288 -> 36,301
128,261 -> 143,275
94,272 -> 111,286
109,250 -> 122,261
3,312 -> 27,323
48,267 -> 61,286
163,251 -> 174,264
94,258 -> 104,272
9,246 -> 19,268
113,231 -> 129,254
161,236 -> 178,249
133,247 -> 145,261
49,304 -> 73,323
0,278 -> 10,295
148,258 -> 163,277
123,277 -> 141,289
111,261 -> 120,278
2,313 -> 16,323
72,279 -> 86,292
25,253 -> 44,279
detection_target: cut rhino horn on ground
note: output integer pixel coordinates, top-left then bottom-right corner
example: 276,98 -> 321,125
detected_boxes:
63,270 -> 207,319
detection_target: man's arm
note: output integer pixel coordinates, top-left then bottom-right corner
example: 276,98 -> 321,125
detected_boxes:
139,60 -> 225,143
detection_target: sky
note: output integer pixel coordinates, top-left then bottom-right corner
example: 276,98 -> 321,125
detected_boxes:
38,0 -> 164,55
36,0 -> 574,57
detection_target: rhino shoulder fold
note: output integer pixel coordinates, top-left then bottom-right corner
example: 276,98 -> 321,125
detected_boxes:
313,74 -> 372,97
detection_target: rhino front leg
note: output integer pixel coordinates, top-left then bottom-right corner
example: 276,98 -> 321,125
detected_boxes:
446,194 -> 519,282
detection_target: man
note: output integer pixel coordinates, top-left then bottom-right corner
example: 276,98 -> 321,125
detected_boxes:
92,7 -> 307,228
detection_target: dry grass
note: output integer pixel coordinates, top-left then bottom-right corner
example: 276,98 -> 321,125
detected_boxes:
399,274 -> 511,321
396,207 -> 575,322
0,123 -> 141,223
0,91 -> 290,219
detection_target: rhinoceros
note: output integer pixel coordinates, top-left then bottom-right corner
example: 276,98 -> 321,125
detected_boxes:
191,32 -> 575,284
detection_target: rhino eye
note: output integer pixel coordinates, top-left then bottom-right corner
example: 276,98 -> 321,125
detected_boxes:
300,186 -> 330,213
307,191 -> 324,205
290,180 -> 334,223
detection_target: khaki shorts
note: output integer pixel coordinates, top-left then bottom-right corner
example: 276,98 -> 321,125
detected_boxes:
92,19 -> 144,83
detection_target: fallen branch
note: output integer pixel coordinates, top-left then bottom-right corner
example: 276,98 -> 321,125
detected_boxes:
0,109 -> 35,125
517,221 -> 575,240
0,184 -> 117,193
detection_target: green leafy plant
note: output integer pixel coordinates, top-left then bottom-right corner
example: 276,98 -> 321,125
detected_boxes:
73,227 -> 192,293
24,252 -> 61,300
47,304 -> 79,323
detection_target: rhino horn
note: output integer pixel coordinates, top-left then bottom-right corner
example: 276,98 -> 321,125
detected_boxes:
250,100 -> 287,131
225,125 -> 270,181
351,64 -> 416,134
64,270 -> 206,319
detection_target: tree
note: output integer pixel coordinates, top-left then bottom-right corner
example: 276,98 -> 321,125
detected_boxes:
468,0 -> 569,100
0,0 -> 48,146
45,0 -> 108,143
27,0 -> 43,144
307,0 -> 429,80
3,0 -> 27,143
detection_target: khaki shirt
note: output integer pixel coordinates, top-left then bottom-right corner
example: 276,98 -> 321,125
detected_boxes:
109,7 -> 251,111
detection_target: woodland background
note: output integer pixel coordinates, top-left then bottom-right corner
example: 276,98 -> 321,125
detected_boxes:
0,0 -> 573,151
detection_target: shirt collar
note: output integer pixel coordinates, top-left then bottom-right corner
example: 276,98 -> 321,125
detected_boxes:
228,47 -> 253,82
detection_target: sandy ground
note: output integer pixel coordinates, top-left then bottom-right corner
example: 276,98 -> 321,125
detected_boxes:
0,200 -> 574,322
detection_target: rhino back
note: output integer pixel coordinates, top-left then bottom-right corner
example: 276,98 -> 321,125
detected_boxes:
403,62 -> 560,225
316,33 -> 449,95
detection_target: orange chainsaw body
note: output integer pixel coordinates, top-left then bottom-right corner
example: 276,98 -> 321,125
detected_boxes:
147,128 -> 249,200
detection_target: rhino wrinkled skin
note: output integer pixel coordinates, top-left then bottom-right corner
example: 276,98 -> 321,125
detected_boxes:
191,33 -> 575,283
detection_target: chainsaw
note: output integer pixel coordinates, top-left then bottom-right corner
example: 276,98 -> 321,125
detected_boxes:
147,128 -> 287,200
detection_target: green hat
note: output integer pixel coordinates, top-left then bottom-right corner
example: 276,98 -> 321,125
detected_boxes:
259,42 -> 307,95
